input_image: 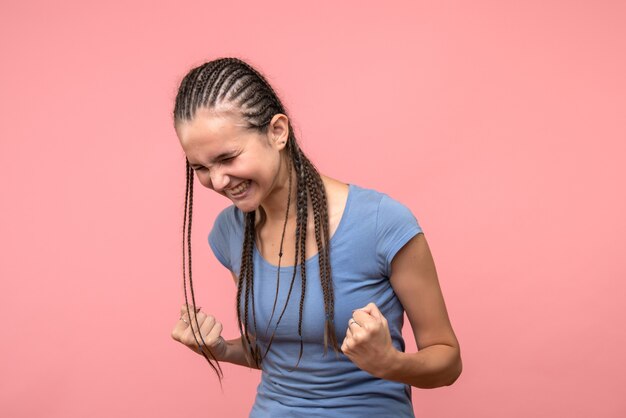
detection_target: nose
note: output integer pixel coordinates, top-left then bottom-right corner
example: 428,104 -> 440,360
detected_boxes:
209,167 -> 230,192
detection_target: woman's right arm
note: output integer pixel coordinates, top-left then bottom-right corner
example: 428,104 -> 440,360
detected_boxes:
171,272 -> 260,370
220,271 -> 261,369
173,305 -> 260,370
218,335 -> 260,369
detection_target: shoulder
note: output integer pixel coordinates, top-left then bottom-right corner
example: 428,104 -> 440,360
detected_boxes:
344,181 -> 402,212
322,177 -> 415,217
214,204 -> 244,227
208,204 -> 246,273
323,178 -> 419,231
321,176 -> 379,204
373,194 -> 423,277
320,176 -> 351,224
210,204 -> 245,242
321,175 -> 349,201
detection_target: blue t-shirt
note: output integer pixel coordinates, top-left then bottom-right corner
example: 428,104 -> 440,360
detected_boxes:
208,183 -> 423,417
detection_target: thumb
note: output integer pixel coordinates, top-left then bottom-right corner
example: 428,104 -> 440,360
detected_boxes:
360,302 -> 382,319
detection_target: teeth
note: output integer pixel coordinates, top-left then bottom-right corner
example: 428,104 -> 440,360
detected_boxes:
229,180 -> 250,195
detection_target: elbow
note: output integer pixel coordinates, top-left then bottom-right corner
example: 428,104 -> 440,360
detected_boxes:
417,351 -> 463,389
444,355 -> 463,386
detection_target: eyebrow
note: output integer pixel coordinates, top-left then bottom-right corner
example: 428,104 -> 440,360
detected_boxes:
189,151 -> 236,168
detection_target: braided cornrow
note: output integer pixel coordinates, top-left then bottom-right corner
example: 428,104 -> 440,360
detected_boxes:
182,159 -> 224,381
173,57 -> 339,377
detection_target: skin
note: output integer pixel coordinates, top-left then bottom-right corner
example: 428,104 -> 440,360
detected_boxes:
171,107 -> 463,387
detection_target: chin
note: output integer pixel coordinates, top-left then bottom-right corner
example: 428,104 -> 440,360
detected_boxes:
231,199 -> 259,214
236,205 -> 258,214
229,183 -> 260,213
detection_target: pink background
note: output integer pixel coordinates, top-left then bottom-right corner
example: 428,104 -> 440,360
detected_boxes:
1,1 -> 625,417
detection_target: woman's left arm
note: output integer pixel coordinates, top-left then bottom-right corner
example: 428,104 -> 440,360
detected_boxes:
342,232 -> 462,388
386,232 -> 462,388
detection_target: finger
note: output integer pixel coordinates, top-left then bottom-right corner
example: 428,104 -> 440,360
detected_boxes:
359,304 -> 388,327
352,309 -> 376,325
341,337 -> 350,353
362,302 -> 382,319
205,319 -> 223,343
348,318 -> 362,329
197,321 -> 225,355
178,316 -> 190,330
172,311 -> 197,340
182,310 -> 206,326
345,323 -> 354,338
171,319 -> 189,340
192,312 -> 208,328
199,315 -> 216,338
182,313 -> 207,340
356,302 -> 379,315
184,324 -> 208,348
180,304 -> 203,316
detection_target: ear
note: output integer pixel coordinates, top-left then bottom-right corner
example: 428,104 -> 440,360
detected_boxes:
268,113 -> 289,151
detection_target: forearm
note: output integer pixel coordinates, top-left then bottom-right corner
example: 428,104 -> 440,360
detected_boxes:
214,336 -> 261,369
380,345 -> 462,388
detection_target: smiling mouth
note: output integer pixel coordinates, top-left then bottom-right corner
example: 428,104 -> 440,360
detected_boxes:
227,180 -> 251,197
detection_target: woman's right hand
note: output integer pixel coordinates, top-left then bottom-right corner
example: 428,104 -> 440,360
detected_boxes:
171,304 -> 227,360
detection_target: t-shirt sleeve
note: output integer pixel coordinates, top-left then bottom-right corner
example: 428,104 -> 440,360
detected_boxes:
208,207 -> 233,271
376,194 -> 424,277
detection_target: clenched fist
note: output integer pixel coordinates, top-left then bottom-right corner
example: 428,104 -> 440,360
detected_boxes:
171,304 -> 227,360
341,302 -> 398,378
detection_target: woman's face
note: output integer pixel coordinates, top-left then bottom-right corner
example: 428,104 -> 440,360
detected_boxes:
175,108 -> 287,213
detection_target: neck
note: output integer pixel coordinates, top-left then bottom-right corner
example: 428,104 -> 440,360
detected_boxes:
257,155 -> 298,224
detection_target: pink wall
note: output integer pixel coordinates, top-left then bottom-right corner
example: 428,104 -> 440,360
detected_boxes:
1,1 -> 625,417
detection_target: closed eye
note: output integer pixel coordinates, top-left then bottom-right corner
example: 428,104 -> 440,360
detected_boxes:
191,153 -> 237,171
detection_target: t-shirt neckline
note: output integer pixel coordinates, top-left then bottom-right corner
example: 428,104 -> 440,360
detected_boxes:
253,183 -> 354,270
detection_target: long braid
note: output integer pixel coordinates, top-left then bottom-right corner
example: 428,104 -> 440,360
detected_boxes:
235,210 -> 260,368
182,159 -> 224,381
173,57 -> 339,378
247,213 -> 260,364
264,159 -> 293,336
242,212 -> 262,367
260,141 -> 311,367
294,145 -> 310,367
303,155 -> 339,354
295,146 -> 339,356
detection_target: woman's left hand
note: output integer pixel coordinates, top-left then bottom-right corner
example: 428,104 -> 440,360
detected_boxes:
341,302 -> 398,378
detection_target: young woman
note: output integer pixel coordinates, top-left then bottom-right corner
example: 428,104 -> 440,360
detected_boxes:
170,57 -> 462,417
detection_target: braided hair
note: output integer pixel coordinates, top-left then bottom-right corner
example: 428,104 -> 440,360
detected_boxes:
173,57 -> 339,378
